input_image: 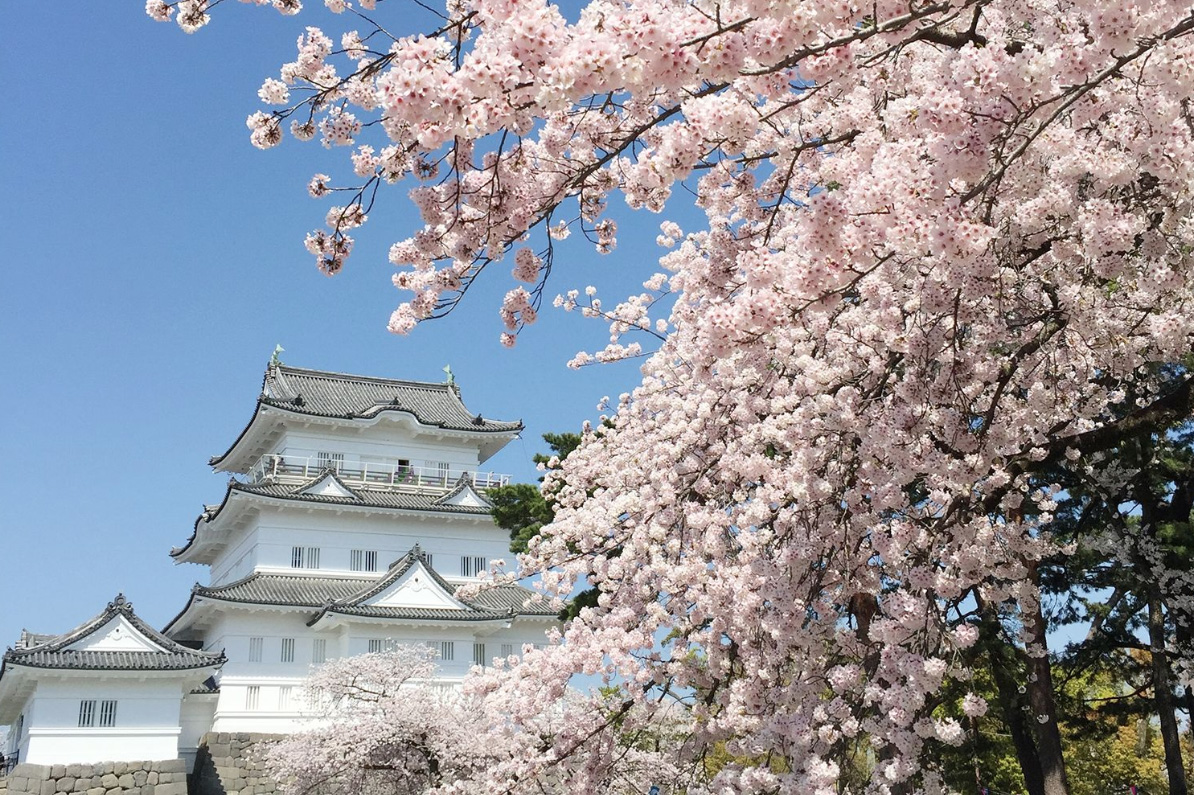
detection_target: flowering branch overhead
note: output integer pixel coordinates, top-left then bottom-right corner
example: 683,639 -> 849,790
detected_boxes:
150,0 -> 1194,790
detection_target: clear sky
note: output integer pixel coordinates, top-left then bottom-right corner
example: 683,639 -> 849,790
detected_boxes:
0,5 -> 673,646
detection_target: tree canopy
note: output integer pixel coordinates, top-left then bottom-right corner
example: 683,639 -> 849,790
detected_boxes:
150,0 -> 1194,792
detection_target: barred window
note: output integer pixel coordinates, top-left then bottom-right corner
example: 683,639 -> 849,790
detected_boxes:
278,687 -> 292,710
281,637 -> 295,663
248,637 -> 263,662
350,549 -> 378,572
473,642 -> 486,667
312,638 -> 327,664
246,686 -> 260,710
368,639 -> 385,653
99,700 -> 117,727
439,641 -> 455,661
500,643 -> 514,658
316,451 -> 344,470
461,556 -> 487,577
78,700 -> 96,727
292,546 -> 321,569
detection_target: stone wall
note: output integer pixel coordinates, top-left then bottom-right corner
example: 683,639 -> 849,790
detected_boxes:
0,760 -> 187,795
189,733 -> 281,795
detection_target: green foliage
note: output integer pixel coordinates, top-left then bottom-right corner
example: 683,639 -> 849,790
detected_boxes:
489,432 -> 593,619
488,432 -> 581,554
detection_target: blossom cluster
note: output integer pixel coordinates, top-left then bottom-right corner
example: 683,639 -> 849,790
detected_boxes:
151,0 -> 1194,790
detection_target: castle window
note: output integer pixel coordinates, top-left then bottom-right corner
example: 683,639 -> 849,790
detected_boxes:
248,637 -> 263,662
500,643 -> 514,658
78,700 -> 96,727
281,637 -> 295,663
473,642 -> 486,667
316,451 -> 344,470
99,700 -> 117,727
439,641 -> 455,661
312,638 -> 327,664
350,549 -> 378,572
368,639 -> 385,653
246,686 -> 260,710
292,546 -> 321,569
461,556 -> 487,577
278,687 -> 292,710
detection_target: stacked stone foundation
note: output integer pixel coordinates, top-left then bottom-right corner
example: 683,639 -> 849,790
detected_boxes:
0,760 -> 187,795
190,733 -> 282,795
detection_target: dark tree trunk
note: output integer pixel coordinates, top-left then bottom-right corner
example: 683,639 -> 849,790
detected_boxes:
978,596 -> 1047,795
1148,585 -> 1189,795
1021,563 -> 1071,795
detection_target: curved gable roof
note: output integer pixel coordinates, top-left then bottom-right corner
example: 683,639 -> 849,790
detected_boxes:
3,595 -> 224,672
211,363 -> 522,468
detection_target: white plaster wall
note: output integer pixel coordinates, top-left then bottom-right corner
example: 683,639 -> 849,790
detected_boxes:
203,610 -> 552,733
21,678 -> 184,764
249,510 -> 512,579
179,695 -> 217,772
268,425 -> 483,472
4,692 -> 33,765
207,503 -> 513,584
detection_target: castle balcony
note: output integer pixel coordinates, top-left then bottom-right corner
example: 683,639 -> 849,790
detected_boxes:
245,454 -> 511,493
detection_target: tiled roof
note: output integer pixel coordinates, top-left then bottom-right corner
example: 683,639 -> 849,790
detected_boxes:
175,549 -> 557,627
258,365 -> 523,432
172,476 -> 492,561
234,480 -> 493,514
193,574 -> 376,606
3,595 -> 224,673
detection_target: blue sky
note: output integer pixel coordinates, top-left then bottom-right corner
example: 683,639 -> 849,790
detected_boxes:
0,5 -> 672,645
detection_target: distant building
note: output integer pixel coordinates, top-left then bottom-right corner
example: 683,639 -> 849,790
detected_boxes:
1,362 -> 558,771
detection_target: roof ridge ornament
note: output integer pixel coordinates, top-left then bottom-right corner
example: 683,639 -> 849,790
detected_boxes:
270,344 -> 285,367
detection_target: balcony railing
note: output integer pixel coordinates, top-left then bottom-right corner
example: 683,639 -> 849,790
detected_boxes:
247,454 -> 510,493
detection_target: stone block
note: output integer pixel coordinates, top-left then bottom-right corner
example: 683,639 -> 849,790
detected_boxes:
99,774 -> 115,790
145,773 -> 157,787
106,788 -> 121,795
87,787 -> 106,795
50,767 -> 65,780
8,778 -> 28,793
14,767 -> 50,782
155,783 -> 186,795
72,779 -> 88,792
141,785 -> 156,795
132,773 -> 147,788
158,762 -> 183,776
40,780 -> 56,795
56,779 -> 75,793
111,765 -> 124,777
117,775 -> 134,789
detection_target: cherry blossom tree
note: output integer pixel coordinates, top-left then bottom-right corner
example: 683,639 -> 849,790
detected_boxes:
258,646 -> 492,794
261,645 -> 688,795
149,0 -> 1194,791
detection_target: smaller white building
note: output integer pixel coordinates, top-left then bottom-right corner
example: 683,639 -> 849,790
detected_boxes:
0,595 -> 224,768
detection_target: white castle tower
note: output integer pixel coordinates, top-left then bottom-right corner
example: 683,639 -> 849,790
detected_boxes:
1,362 -> 558,771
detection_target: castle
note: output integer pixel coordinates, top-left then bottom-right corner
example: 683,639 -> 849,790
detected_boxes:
0,362 -> 557,774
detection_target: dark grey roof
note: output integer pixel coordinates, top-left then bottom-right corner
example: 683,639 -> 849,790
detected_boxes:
172,476 -> 492,560
235,480 -> 493,514
193,573 -> 376,606
260,365 -> 523,431
169,548 -> 556,630
3,595 -> 224,673
211,363 -> 522,467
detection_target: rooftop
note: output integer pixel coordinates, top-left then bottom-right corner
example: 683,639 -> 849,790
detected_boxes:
212,363 -> 523,470
3,595 -> 224,673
